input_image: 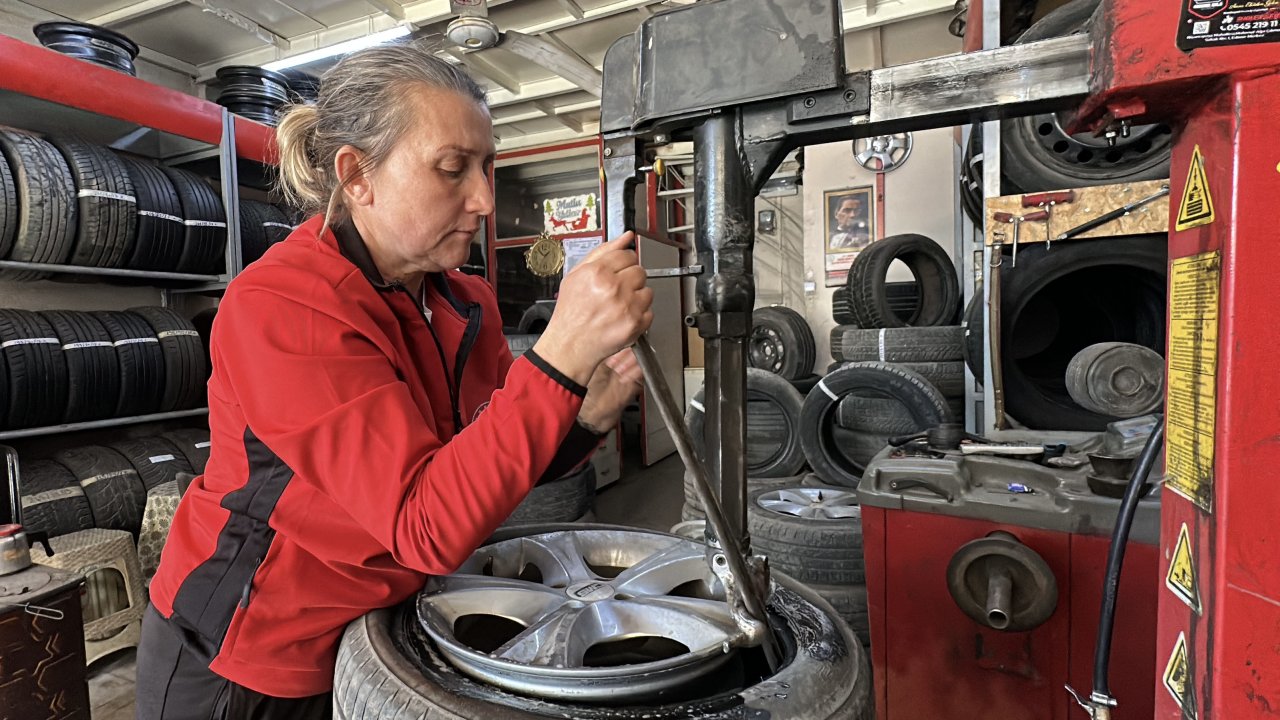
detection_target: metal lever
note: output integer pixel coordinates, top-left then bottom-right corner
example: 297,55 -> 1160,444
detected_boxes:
631,336 -> 782,669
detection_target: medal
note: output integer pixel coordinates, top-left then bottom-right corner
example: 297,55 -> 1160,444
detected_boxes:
525,232 -> 565,277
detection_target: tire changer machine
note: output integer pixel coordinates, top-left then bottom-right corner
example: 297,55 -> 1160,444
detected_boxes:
602,1 -> 1280,718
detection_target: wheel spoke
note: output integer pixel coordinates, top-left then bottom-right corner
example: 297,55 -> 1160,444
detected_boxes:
605,596 -> 737,650
519,533 -> 596,587
820,504 -> 863,520
494,604 -> 594,667
612,541 -> 711,597
423,574 -> 566,625
758,498 -> 811,518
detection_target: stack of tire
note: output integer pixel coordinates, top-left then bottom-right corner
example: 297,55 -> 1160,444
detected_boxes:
215,66 -> 291,127
818,233 -> 963,486
239,198 -> 294,265
0,129 -> 227,277
16,428 -> 209,540
0,306 -> 206,430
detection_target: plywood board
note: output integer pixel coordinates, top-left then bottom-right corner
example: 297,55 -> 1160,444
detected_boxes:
984,179 -> 1170,246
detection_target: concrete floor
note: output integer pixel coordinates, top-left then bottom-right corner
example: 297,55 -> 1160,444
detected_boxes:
86,450 -> 686,718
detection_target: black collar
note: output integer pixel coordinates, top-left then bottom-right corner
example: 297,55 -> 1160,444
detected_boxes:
333,219 -> 472,317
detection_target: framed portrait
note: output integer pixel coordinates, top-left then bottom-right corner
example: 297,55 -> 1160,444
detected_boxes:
823,186 -> 875,286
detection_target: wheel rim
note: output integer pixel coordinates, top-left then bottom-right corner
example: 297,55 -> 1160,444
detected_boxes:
757,487 -> 861,521
418,529 -> 748,702
1022,112 -> 1172,181
748,326 -> 786,374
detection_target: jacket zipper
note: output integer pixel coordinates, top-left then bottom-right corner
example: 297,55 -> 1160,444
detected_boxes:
392,278 -> 482,433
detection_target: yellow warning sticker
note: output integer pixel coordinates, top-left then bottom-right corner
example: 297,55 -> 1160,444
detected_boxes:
1165,251 -> 1220,514
1176,145 -> 1216,231
1164,631 -> 1197,718
1166,523 -> 1202,614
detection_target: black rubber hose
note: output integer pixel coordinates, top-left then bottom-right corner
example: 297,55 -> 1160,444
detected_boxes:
1092,417 -> 1164,699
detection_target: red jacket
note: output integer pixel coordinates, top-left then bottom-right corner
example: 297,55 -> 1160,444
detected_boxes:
149,216 -> 596,697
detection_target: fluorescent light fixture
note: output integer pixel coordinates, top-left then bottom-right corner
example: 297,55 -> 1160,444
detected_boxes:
262,26 -> 412,72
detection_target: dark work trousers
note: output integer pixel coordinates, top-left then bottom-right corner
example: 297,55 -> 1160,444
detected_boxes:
136,604 -> 333,720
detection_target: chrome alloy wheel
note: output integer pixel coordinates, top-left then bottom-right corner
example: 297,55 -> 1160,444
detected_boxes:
756,487 -> 862,520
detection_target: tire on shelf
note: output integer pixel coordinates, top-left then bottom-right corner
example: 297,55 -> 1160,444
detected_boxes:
517,302 -> 555,334
41,310 -> 119,423
829,325 -> 964,363
48,136 -> 136,268
116,155 -> 184,271
845,234 -> 959,328
0,309 -> 70,430
239,198 -> 291,265
191,307 -> 216,380
831,287 -> 857,325
18,459 -> 95,537
96,310 -> 165,417
504,333 -> 539,359
801,362 -> 952,487
0,129 -> 77,279
501,464 -> 596,527
107,437 -> 194,492
686,368 -> 807,478
129,306 -> 207,411
748,306 -> 816,380
52,445 -> 147,537
161,166 -> 226,274
160,428 -> 212,474
748,484 -> 864,586
0,138 -> 17,258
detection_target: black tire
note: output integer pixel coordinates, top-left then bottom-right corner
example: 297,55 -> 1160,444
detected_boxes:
831,426 -> 893,470
801,362 -> 952,487
0,130 -> 77,276
117,155 -> 184,271
107,437 -> 194,492
845,234 -> 959,328
1000,235 -> 1166,430
48,137 -> 136,267
0,139 -> 16,258
18,459 -> 94,537
161,428 -> 212,474
516,302 -> 554,334
504,333 -> 539,359
962,292 -> 984,380
789,373 -> 821,395
959,124 -> 985,225
830,325 -> 964,363
748,306 -> 815,380
810,582 -> 870,645
334,526 -> 871,720
836,395 -> 920,434
687,368 -> 806,478
829,360 -> 965,398
501,464 -> 596,526
96,310 -> 165,416
832,287 -> 857,325
239,198 -> 290,265
129,306 -> 207,411
52,445 -> 147,536
0,309 -> 70,430
161,166 -> 226,274
1000,0 -> 1171,192
748,484 -> 864,585
40,310 -> 120,423
192,307 -> 216,380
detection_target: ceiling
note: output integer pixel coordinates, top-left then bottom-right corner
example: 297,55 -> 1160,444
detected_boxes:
19,0 -> 957,151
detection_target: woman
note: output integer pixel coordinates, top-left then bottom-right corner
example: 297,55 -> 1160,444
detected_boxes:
136,44 -> 653,719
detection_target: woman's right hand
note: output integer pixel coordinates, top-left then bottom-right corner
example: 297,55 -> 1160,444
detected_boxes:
533,232 -> 654,386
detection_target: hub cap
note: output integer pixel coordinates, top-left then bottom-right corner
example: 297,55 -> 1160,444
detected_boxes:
757,487 -> 861,520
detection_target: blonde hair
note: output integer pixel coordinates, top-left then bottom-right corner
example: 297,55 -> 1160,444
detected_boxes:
274,43 -> 487,228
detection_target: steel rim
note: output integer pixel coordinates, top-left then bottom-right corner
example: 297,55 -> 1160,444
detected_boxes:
418,529 -> 749,702
1024,112 -> 1172,179
749,325 -> 786,374
756,487 -> 861,521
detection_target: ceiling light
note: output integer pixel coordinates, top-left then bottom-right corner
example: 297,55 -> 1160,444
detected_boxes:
262,26 -> 411,72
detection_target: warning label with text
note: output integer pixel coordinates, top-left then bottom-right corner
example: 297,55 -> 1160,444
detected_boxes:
1166,251 -> 1220,514
1179,0 -> 1280,50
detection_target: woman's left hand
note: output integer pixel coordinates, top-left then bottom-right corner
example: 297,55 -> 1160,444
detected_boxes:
577,349 -> 644,434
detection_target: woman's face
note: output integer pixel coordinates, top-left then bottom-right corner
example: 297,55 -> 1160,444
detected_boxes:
355,85 -> 496,277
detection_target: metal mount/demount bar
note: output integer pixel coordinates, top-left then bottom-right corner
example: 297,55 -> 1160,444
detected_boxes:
0,261 -> 221,282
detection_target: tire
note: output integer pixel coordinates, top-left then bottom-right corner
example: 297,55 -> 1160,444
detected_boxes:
832,287 -> 857,325
239,198 -> 290,265
504,333 -> 539,359
107,437 -> 194,492
687,368 -> 806,478
962,293 -> 984,380
161,166 -> 226,274
845,234 -> 959,328
810,583 -> 870,646
801,362 -> 952,487
160,428 -> 212,474
192,307 -> 216,380
96,310 -> 165,417
18,459 -> 94,537
117,155 -> 184,271
48,137 -> 136,267
999,235 -> 1166,430
334,526 -> 871,720
959,124 -> 985,225
680,501 -> 703,522
836,394 -> 918,433
0,309 -> 70,430
748,484 -> 864,586
831,427 -> 893,470
829,360 -> 964,398
0,139 -> 17,258
748,306 -> 816,380
790,373 -> 821,395
517,302 -> 554,334
1000,0 -> 1171,192
41,310 -> 120,423
830,325 -> 964,363
0,130 -> 77,277
129,306 -> 207,411
52,445 -> 147,536
501,464 -> 596,526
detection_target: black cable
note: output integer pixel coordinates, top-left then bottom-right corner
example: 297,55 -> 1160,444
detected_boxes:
1092,417 -> 1164,699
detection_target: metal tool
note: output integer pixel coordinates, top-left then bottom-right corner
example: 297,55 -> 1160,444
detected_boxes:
1022,190 -> 1076,250
1054,185 -> 1170,242
992,209 -> 1050,267
631,335 -> 782,670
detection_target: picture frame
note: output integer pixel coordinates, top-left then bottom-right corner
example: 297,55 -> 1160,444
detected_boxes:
823,186 -> 875,286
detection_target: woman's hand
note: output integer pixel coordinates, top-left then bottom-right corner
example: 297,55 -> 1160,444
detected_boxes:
533,232 -> 654,386
578,349 -> 644,433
